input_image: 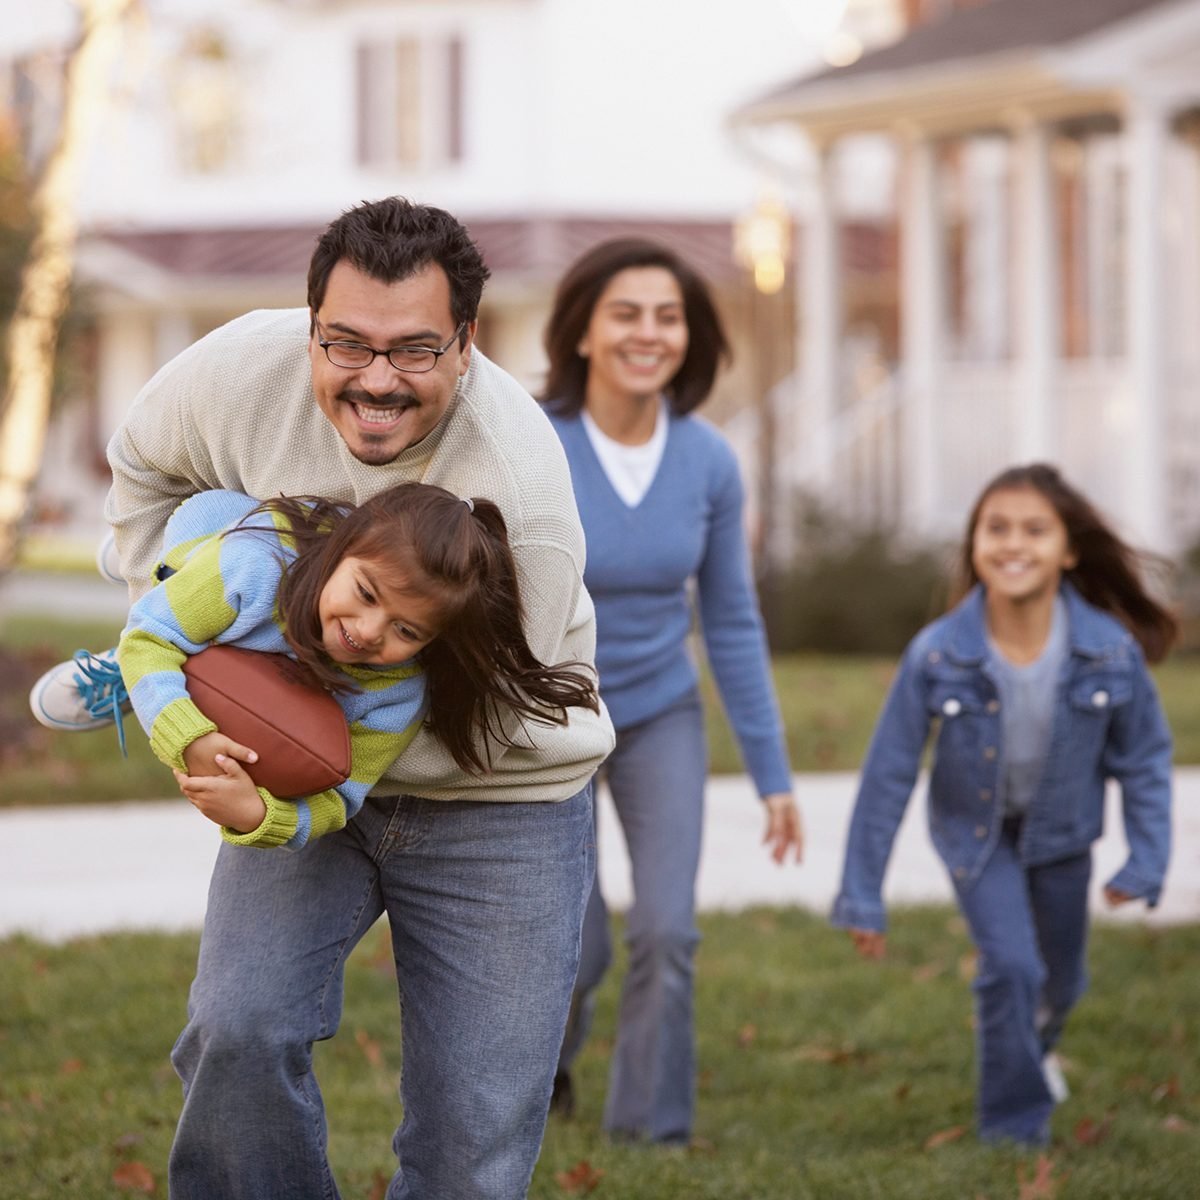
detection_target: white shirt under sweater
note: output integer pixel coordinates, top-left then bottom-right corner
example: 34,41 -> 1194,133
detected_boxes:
580,399 -> 668,508
104,307 -> 614,802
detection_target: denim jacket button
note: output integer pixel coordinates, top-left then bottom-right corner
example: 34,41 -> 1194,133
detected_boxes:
928,651 -> 942,663
983,746 -> 997,760
941,698 -> 962,717
979,788 -> 992,802
975,825 -> 988,838
953,866 -> 967,879
1092,689 -> 1110,708
986,699 -> 1000,714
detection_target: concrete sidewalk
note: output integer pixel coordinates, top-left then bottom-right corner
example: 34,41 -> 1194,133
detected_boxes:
2,770 -> 1197,942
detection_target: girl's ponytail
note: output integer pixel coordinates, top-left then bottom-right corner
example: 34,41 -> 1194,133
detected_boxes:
421,496 -> 599,774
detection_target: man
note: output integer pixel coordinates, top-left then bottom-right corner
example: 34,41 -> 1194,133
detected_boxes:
45,198 -> 614,1199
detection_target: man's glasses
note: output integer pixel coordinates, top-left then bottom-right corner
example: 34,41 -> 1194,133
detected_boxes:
315,318 -> 466,375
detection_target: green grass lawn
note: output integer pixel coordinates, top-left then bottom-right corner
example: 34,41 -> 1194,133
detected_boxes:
4,614 -> 1200,807
1,907 -> 1197,1199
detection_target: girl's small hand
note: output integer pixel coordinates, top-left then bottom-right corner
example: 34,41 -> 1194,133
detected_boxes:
173,754 -> 266,834
849,928 -> 886,960
762,792 -> 803,865
1104,886 -> 1135,908
183,731 -> 259,778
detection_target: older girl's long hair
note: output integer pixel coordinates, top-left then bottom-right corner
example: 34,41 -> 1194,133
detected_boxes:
952,463 -> 1177,662
540,237 -> 730,416
230,483 -> 599,774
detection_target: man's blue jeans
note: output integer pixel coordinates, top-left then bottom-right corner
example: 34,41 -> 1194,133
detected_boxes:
169,785 -> 594,1200
953,819 -> 1091,1145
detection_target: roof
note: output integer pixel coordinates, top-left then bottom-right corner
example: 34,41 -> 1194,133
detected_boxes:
83,216 -> 753,292
751,0 -> 1183,106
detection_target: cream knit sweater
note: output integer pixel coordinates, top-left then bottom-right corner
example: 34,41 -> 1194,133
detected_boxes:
105,307 -> 614,801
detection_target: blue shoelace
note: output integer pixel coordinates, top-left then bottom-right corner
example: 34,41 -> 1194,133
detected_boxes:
72,649 -> 129,756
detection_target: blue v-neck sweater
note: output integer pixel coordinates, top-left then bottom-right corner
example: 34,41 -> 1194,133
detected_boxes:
548,410 -> 791,798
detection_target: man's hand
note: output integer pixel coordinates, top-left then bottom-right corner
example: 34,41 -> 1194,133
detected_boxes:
1104,886 -> 1135,908
174,754 -> 266,833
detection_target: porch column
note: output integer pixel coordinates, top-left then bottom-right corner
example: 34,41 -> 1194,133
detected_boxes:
1124,95 -> 1170,551
801,139 -> 839,495
899,131 -> 941,536
1014,118 -> 1058,461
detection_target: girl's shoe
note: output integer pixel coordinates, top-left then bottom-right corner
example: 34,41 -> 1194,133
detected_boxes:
29,648 -> 129,753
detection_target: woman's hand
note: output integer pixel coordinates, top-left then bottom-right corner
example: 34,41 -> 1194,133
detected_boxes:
849,928 -> 886,960
1103,886 -> 1135,908
183,730 -> 258,777
173,754 -> 266,833
762,792 -> 803,864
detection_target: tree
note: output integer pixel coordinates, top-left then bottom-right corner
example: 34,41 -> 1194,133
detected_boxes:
0,0 -> 137,573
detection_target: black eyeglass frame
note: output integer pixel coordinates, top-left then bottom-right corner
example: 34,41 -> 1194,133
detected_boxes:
314,318 -> 468,375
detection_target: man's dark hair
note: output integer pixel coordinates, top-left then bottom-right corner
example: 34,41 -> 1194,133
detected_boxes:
308,197 -> 491,339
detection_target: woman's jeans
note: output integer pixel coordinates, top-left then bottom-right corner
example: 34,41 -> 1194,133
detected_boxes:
558,692 -> 706,1142
953,818 -> 1092,1144
169,785 -> 594,1200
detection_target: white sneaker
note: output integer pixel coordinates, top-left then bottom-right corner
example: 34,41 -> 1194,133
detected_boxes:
1042,1052 -> 1069,1103
96,532 -> 124,585
29,649 -> 131,751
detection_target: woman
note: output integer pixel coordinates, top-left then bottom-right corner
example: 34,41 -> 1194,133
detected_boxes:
540,238 -> 803,1144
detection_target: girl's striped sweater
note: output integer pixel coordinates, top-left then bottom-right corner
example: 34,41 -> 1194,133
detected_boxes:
117,490 -> 426,850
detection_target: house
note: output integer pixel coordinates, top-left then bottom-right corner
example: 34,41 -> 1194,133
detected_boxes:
733,0 -> 1200,556
2,0 -> 847,547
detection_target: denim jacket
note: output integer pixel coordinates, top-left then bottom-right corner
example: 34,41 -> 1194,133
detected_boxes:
832,584 -> 1172,933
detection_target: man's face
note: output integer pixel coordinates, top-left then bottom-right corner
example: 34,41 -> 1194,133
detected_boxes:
310,260 -> 475,465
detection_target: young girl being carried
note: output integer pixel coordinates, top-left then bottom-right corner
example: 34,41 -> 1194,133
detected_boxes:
833,462 -> 1175,1146
116,482 -> 598,848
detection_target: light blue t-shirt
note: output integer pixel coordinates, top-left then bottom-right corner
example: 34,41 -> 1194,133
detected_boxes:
987,594 -> 1069,816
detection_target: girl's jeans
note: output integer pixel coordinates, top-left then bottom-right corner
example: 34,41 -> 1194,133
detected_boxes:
953,818 -> 1092,1144
557,691 -> 707,1143
169,785 -> 594,1200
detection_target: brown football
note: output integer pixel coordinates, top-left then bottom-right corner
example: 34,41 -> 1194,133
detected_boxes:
182,644 -> 351,798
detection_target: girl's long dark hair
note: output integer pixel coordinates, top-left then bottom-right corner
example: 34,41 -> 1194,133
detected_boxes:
540,237 -> 730,416
952,463 -> 1178,663
230,483 -> 599,774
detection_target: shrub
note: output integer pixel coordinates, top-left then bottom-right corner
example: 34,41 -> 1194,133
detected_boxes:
760,501 -> 950,656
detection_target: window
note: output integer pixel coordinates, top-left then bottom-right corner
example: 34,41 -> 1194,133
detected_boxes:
355,35 -> 463,170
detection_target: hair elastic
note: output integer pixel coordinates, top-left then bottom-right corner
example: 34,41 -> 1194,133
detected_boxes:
463,497 -> 475,513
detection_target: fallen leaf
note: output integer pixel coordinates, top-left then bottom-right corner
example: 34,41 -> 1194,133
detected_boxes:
912,961 -> 945,983
368,1170 -> 390,1200
958,951 -> 978,981
923,1124 -> 968,1150
1162,1115 -> 1192,1132
59,1057 -> 84,1076
112,1160 -> 157,1195
737,1023 -> 757,1049
1151,1076 -> 1181,1103
355,1029 -> 383,1069
555,1160 -> 605,1194
894,1082 -> 911,1102
1017,1154 -> 1063,1200
1073,1113 -> 1113,1146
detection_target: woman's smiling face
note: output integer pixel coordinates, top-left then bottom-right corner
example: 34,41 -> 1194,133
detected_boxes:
578,266 -> 689,405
